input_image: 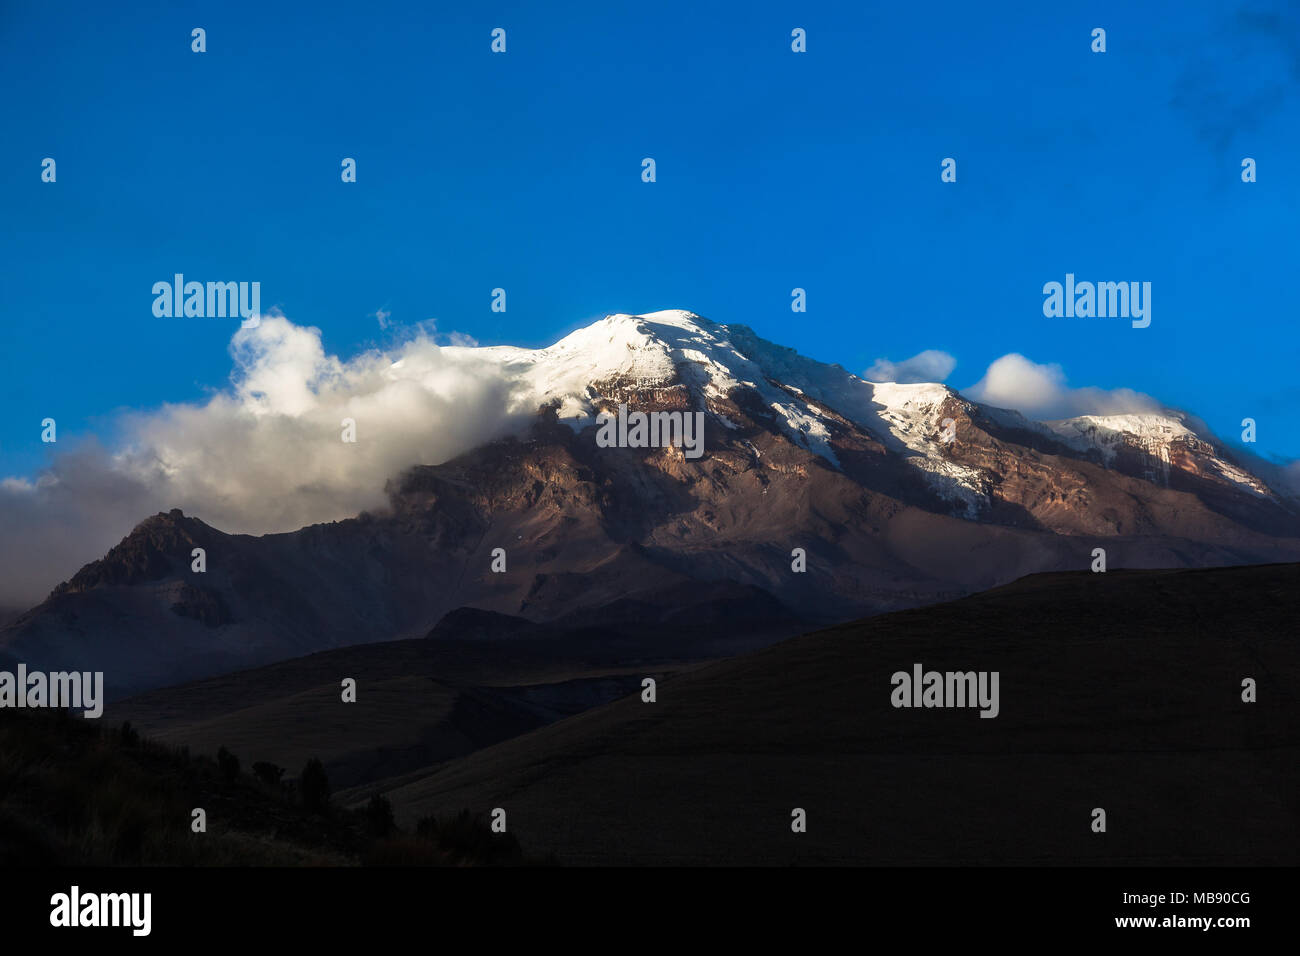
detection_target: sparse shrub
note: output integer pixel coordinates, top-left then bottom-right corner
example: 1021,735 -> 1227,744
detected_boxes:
361,836 -> 444,866
216,746 -> 240,783
361,810 -> 535,866
300,757 -> 329,813
415,814 -> 439,841
108,806 -> 150,863
252,761 -> 285,788
365,794 -> 395,838
119,721 -> 140,748
437,808 -> 522,864
0,710 -> 364,866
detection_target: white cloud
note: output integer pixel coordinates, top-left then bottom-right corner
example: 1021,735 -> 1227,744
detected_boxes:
0,316 -> 529,607
0,329 -> 1239,609
962,353 -> 1162,420
864,349 -> 956,384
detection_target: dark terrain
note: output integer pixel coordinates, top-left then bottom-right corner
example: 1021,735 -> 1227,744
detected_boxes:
112,618 -> 697,793
0,708 -> 531,866
363,563 -> 1299,865
39,561 -> 1296,866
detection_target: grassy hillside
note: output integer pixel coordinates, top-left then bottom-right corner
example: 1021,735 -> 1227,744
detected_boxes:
0,708 -> 534,866
368,565 -> 1300,865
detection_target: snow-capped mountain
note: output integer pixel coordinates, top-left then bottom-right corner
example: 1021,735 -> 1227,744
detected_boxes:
455,309 -> 1287,518
4,309 -> 1299,695
1041,413 -> 1272,496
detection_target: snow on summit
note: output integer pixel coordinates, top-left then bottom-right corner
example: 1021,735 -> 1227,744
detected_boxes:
436,310 -> 985,499
433,310 -> 1270,510
1044,413 -> 1271,497
447,310 -> 940,452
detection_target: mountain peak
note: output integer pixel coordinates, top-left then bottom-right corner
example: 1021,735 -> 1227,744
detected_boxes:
52,510 -> 218,597
443,309 -> 1282,511
607,309 -> 711,327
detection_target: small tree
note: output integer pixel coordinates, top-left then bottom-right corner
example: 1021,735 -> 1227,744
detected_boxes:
216,746 -> 240,782
366,794 -> 396,838
437,809 -> 522,864
300,757 -> 330,813
415,815 -> 439,841
252,761 -> 285,788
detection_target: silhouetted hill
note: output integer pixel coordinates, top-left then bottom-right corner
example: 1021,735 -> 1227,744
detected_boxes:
369,563 -> 1300,865
0,709 -> 534,866
112,630 -> 687,793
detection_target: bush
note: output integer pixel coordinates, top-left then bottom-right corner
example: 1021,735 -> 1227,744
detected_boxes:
300,757 -> 329,813
365,794 -> 395,838
251,761 -> 285,788
216,746 -> 240,783
415,815 -> 439,841
436,809 -> 522,865
360,836 -> 444,866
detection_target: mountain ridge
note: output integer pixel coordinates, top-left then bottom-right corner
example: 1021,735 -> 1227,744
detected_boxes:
4,310 -> 1299,694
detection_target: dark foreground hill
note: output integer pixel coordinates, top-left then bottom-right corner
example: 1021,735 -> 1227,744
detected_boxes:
365,563 -> 1300,865
111,624 -> 689,794
6,562 -> 1296,865
0,709 -> 533,866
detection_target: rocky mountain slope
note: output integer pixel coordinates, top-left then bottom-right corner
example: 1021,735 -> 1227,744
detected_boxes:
4,310 -> 1298,695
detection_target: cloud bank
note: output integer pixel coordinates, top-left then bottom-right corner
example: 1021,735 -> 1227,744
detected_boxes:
866,349 -> 1163,420
0,325 -> 1189,609
865,350 -> 956,384
0,316 -> 529,607
961,353 -> 1163,420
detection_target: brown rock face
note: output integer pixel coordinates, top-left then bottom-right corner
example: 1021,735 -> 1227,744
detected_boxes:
4,323 -> 1299,695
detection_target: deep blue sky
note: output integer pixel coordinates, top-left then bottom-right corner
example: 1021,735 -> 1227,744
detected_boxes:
3,0 -> 1299,477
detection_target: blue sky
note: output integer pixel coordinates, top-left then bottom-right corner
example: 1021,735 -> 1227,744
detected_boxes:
2,0 -> 1299,479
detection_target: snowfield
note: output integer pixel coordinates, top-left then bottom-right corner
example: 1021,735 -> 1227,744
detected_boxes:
431,310 -> 1274,512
